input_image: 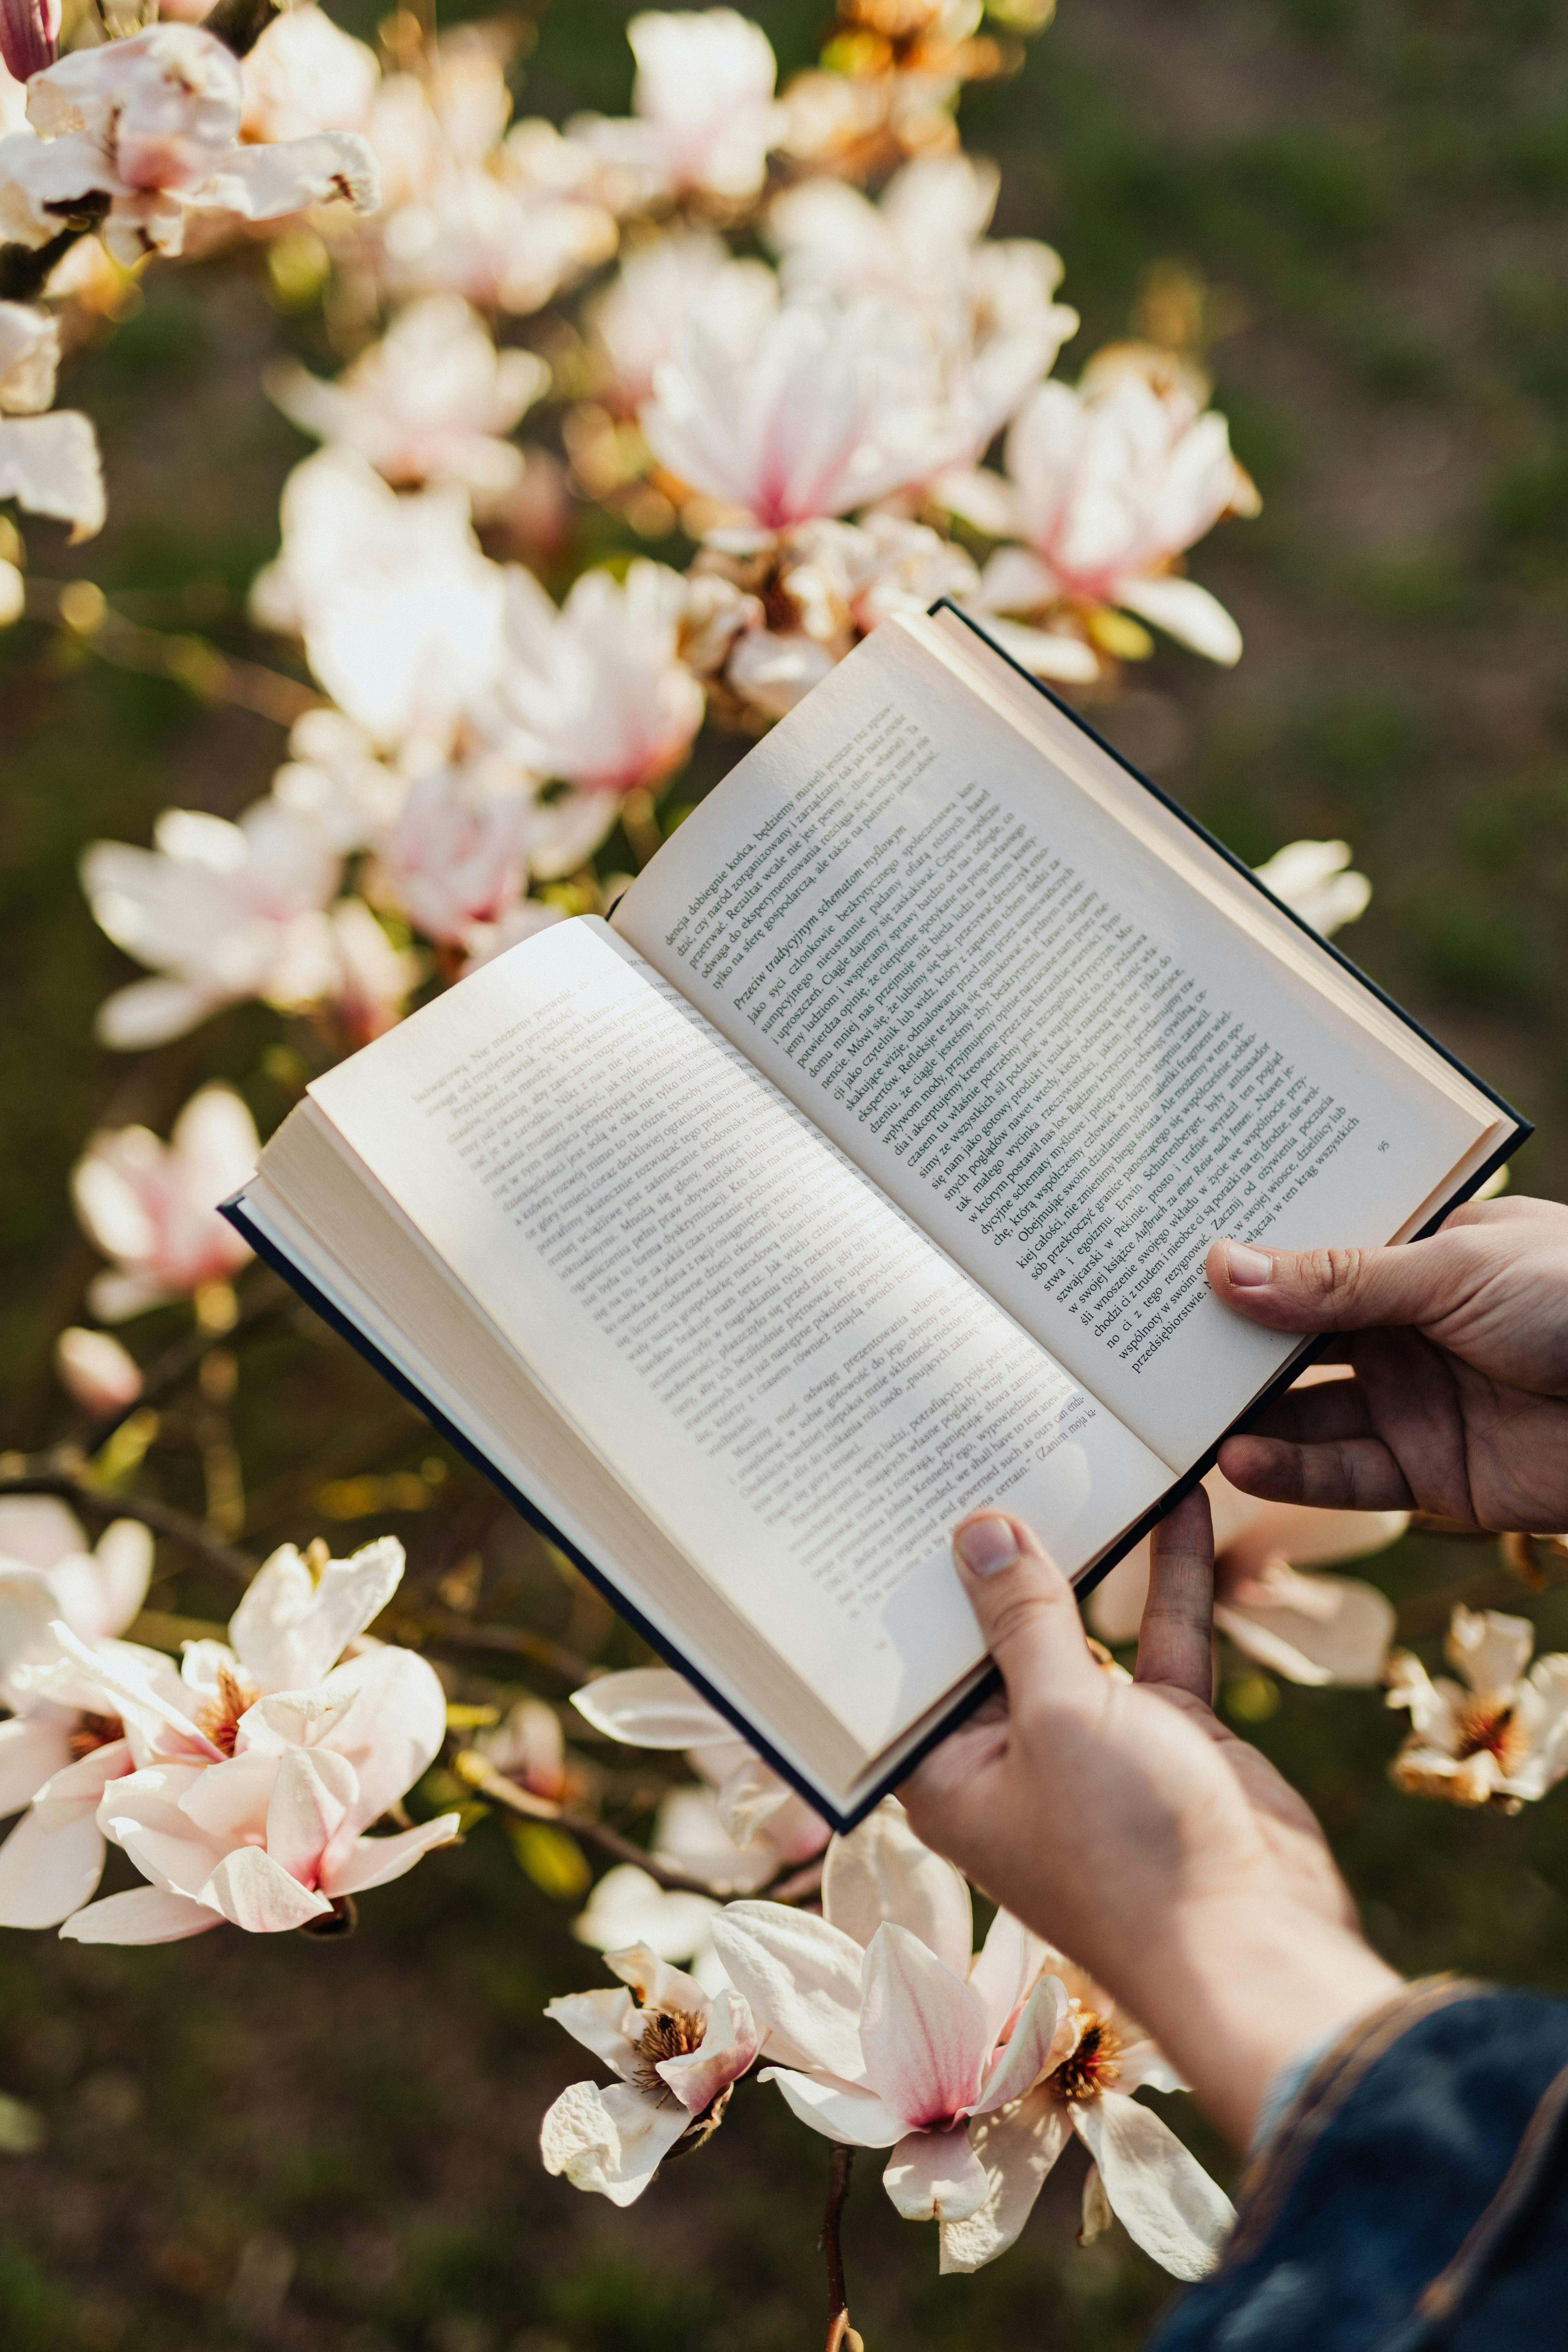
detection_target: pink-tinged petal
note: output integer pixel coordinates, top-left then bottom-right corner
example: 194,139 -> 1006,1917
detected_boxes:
822,1799 -> 971,1975
175,1750 -> 278,1844
759,2068 -> 906,2148
603,1941 -> 710,2017
1072,2093 -> 1234,2281
60,1886 -> 220,1945
48,1519 -> 152,1644
33,1737 -> 132,1825
940,2086 -> 1073,2274
540,2077 -> 691,2206
314,1645 -> 447,1833
49,1624 -> 219,1759
545,1987 -> 639,2081
1115,574 -> 1241,666
656,1986 -> 760,2113
0,1716 -> 72,1814
570,1667 -> 732,1749
967,1907 -> 1048,2046
860,1923 -> 990,2130
265,1746 -> 358,1885
1215,1570 -> 1394,1689
101,1764 -> 225,1897
1117,2040 -> 1187,2096
323,1812 -> 461,1896
711,1902 -> 868,2080
199,1844 -> 332,1932
973,1973 -> 1072,2116
883,2124 -> 990,2222
0,1806 -> 105,1927
229,1535 -> 403,1693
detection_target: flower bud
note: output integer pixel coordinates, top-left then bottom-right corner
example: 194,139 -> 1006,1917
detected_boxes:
55,1326 -> 142,1417
0,0 -> 61,82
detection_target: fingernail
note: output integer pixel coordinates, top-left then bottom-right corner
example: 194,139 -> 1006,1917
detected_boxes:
955,1516 -> 1020,1577
1225,1244 -> 1273,1287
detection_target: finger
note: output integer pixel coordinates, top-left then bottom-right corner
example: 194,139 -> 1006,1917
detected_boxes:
1217,1431 -> 1415,1512
948,1512 -> 1099,1709
1243,1379 -> 1375,1445
1135,1487 -> 1215,1702
1205,1232 -> 1484,1336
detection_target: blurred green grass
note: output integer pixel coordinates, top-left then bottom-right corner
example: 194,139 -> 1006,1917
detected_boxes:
5,0 -> 1568,2345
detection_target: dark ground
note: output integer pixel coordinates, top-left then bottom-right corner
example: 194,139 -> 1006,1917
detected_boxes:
5,1 -> 1568,2345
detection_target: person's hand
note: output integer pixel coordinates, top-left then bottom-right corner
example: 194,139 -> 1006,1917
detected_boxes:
901,1492 -> 1399,2147
1208,1195 -> 1568,1532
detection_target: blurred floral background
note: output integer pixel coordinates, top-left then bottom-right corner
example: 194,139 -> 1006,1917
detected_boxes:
4,0 -> 1568,2346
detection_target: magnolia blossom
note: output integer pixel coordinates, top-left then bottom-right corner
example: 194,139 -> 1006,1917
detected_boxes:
250,449 -> 506,752
54,1326 -> 142,1417
240,3 -> 380,145
587,229 -> 775,414
541,1942 -> 761,2205
82,800 -> 343,1048
71,1082 -> 257,1321
1386,1608 -> 1568,1813
268,295 -> 550,509
1254,839 -> 1372,938
572,1861 -> 724,1989
570,9 -> 785,205
372,766 -> 536,950
0,0 -> 55,86
320,895 -> 423,1043
572,1667 -> 828,1884
0,300 -> 103,540
641,290 -> 957,532
477,561 -> 704,797
0,1499 -> 151,1930
0,26 -> 378,268
940,356 -> 1259,664
770,154 -> 1078,459
1090,1416 -> 1404,1688
713,1803 -> 1231,2275
268,707 -> 409,856
475,1695 -> 568,1802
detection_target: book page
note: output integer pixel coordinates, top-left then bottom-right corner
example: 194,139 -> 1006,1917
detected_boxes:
614,620 -> 1491,1467
308,918 -> 1169,1753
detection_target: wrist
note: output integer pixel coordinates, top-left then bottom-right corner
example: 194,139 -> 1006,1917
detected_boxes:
1099,1896 -> 1401,2150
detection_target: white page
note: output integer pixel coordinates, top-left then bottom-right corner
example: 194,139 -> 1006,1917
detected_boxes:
614,620 -> 1489,1466
310,918 -> 1169,1751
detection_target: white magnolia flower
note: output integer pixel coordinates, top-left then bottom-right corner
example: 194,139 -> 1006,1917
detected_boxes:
771,154 -> 1078,460
82,800 -> 343,1048
571,1667 -> 828,1882
268,707 -> 410,856
0,1498 -> 153,1931
475,1695 -> 568,1801
0,26 -> 378,268
0,300 -> 103,540
1254,839 -> 1372,938
641,289 -> 958,531
941,355 -> 1258,664
268,295 -> 549,509
372,766 -> 537,950
1090,1423 -> 1404,1689
477,561 -> 704,796
587,228 -> 776,414
541,1942 -> 761,2205
250,449 -> 506,752
714,1803 -> 1231,2277
240,3 -> 380,145
320,895 -> 423,1043
572,1862 -> 723,1986
54,1327 -> 142,1418
71,1082 -> 257,1321
1386,1607 -> 1568,1813
570,8 -> 785,205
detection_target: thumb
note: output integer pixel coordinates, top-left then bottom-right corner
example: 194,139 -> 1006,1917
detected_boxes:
1206,1231 -> 1479,1335
950,1512 -> 1099,1709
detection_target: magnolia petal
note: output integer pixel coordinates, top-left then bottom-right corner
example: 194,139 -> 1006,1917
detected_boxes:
0,411 -> 105,540
604,1940 -> 710,2017
1216,1575 -> 1395,1688
230,1535 -> 404,1692
822,1798 -> 972,1975
540,2076 -> 691,2206
60,1885 -> 220,1945
967,1907 -> 1048,2046
934,466 -> 1020,538
940,2085 -> 1074,2274
1073,2093 -> 1234,2281
760,2067 -> 906,2148
199,1844 -> 332,1933
0,1805 -> 106,1928
1447,1605 -> 1534,1700
94,975 -> 230,1051
1116,573 -> 1241,666
961,610 -> 1101,683
0,1575 -> 63,1697
1117,2038 -> 1189,2096
324,1811 -> 462,1896
974,1973 -> 1071,2116
265,1746 -> 358,1885
883,2123 -> 990,2223
0,1715 -> 72,1814
32,1735 -> 132,1825
574,1864 -> 722,1963
656,1985 -> 760,2113
190,130 -> 379,225
314,1644 -> 447,1836
48,1623 -> 219,1759
570,1667 -> 733,1749
861,1923 -> 990,2129
712,1900 -> 868,2079
544,1986 -> 639,2081
55,1519 -> 153,1644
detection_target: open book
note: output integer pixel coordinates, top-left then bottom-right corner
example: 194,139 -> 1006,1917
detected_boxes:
224,604 -> 1527,1829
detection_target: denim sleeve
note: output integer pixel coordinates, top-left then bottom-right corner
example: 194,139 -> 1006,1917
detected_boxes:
1147,1980 -> 1568,2352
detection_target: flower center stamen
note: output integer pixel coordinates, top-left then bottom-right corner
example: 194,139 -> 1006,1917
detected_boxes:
1050,2010 -> 1124,2105
195,1664 -> 260,1757
630,2007 -> 707,2098
1454,1700 -> 1531,1775
68,1711 -> 125,1761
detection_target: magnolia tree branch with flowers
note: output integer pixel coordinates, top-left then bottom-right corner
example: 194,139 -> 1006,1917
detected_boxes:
2,0 -> 1566,2336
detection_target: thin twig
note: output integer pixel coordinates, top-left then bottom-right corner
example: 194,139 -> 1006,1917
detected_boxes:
405,1607 -> 601,1687
0,1465 -> 258,1584
59,1275 -> 292,1456
24,581 -> 319,727
821,2144 -> 855,2352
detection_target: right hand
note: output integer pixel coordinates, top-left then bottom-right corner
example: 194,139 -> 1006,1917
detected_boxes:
1209,1195 -> 1568,1533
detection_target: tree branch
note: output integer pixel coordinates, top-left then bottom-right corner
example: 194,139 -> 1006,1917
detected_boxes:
403,1608 -> 601,1688
59,1274 -> 293,1456
821,2144 -> 856,2352
0,1464 -> 258,1584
